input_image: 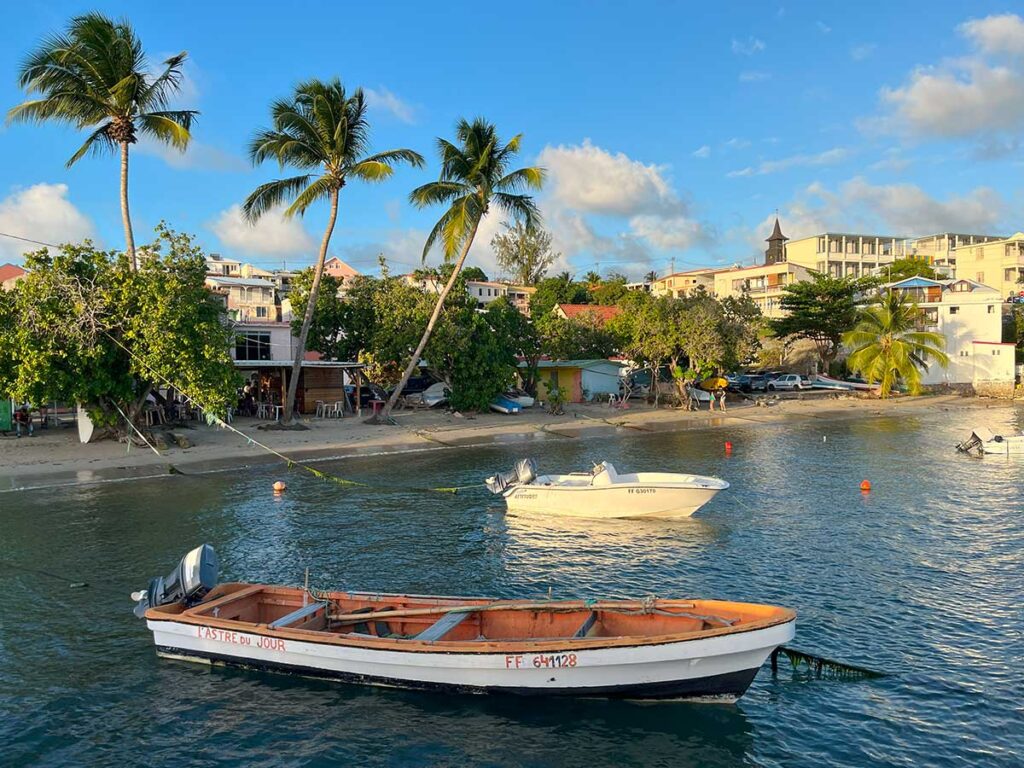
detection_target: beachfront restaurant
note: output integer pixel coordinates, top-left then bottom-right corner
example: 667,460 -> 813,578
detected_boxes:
232,322 -> 369,416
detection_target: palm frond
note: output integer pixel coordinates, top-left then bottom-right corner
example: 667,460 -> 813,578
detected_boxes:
496,166 -> 546,193
409,181 -> 472,208
140,52 -> 188,110
137,110 -> 195,149
348,160 -> 396,182
492,192 -> 541,228
359,148 -> 426,169
282,175 -> 337,218
242,174 -> 313,222
66,122 -> 115,166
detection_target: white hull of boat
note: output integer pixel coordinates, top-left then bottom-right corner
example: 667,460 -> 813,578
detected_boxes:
503,480 -> 725,519
958,427 -> 1024,455
811,375 -> 872,391
147,613 -> 793,699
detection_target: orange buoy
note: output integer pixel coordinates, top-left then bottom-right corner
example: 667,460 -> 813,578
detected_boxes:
273,481 -> 287,493
860,480 -> 871,492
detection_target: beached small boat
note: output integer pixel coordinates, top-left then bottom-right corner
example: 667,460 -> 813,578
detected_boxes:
957,427 -> 1024,455
505,389 -> 535,408
485,459 -> 729,519
490,395 -> 521,414
697,376 -> 728,392
133,546 -> 795,700
810,375 -> 872,391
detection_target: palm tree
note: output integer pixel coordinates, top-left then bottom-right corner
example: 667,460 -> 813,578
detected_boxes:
644,270 -> 658,284
843,289 -> 949,397
244,78 -> 423,422
584,270 -> 602,286
8,13 -> 196,269
376,118 -> 544,421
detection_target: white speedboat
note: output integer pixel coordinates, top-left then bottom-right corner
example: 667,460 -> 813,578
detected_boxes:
134,546 -> 795,701
485,459 -> 729,519
957,427 -> 1024,455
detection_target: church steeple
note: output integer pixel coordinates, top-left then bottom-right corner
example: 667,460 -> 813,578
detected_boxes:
765,215 -> 788,265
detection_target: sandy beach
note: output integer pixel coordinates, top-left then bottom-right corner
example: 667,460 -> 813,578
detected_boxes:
0,392 -> 998,492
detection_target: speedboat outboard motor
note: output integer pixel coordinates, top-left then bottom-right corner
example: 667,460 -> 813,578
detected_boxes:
132,544 -> 219,618
485,458 -> 538,494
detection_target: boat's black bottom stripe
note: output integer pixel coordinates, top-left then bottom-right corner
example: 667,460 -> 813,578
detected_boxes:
156,646 -> 760,699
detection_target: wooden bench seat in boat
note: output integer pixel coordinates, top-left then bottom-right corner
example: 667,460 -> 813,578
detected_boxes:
414,610 -> 473,641
268,601 -> 326,629
573,612 -> 599,638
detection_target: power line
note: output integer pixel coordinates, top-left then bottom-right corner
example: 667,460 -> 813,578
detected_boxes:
0,231 -> 59,249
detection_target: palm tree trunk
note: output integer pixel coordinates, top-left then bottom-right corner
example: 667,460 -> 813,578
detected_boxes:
283,188 -> 339,423
376,216 -> 483,423
120,142 -> 137,271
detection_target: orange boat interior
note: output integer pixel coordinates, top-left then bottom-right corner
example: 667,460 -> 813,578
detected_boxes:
147,583 -> 795,648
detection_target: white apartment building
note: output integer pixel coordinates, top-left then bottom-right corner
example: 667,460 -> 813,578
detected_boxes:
885,277 -> 1014,392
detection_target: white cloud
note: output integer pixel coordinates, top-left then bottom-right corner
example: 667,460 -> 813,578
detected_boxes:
723,137 -> 751,150
731,37 -> 766,55
727,147 -> 850,177
868,149 -> 912,172
850,43 -> 877,61
210,204 -> 316,257
692,144 -> 711,159
364,86 -> 416,124
137,136 -> 248,172
959,13 -> 1024,56
629,215 -> 706,250
0,183 -> 96,260
816,21 -> 832,34
739,71 -> 771,82
746,177 -> 1007,253
874,13 -> 1024,141
538,139 -> 683,216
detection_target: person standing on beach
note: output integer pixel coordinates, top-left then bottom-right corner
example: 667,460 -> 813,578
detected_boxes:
718,389 -> 727,411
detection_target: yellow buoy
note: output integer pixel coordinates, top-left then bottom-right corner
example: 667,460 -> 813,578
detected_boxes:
273,481 -> 287,493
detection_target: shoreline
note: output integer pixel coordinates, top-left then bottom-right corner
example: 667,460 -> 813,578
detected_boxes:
0,393 -> 1001,492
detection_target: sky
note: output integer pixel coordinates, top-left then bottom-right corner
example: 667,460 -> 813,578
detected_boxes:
1,1 -> 1023,280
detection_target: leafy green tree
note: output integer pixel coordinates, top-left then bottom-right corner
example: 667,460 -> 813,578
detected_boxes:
608,293 -> 675,404
9,13 -> 197,270
243,78 -> 423,421
883,258 -> 936,282
593,275 -> 629,306
460,266 -> 488,282
491,221 -> 559,285
773,272 -> 870,369
843,290 -> 948,397
287,271 -> 349,361
720,293 -> 764,371
379,118 -> 544,421
529,275 -> 592,318
487,297 -> 542,394
537,312 -> 618,361
0,226 -> 237,434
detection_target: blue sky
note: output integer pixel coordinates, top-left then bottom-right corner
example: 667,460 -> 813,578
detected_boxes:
2,1 -> 1023,279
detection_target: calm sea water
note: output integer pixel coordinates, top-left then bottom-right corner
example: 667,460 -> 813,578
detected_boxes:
2,406 -> 1023,767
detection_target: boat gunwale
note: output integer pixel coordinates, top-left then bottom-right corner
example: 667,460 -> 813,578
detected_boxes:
146,582 -> 796,655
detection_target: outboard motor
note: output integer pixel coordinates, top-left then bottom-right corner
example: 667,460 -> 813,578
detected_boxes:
132,544 -> 219,618
485,458 -> 538,494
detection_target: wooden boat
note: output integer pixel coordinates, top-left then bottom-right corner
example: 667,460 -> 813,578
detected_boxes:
486,459 -> 729,519
957,427 -> 1024,455
134,546 -> 795,701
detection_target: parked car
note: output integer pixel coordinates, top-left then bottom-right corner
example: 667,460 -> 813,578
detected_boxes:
734,374 -> 772,392
767,374 -> 810,391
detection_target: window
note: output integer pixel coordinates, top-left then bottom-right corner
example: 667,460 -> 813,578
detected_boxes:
959,350 -> 970,357
976,272 -> 985,284
949,306 -> 959,314
922,308 -> 938,326
988,305 -> 995,314
235,332 -> 271,361
993,349 -> 1000,356
255,306 -> 268,319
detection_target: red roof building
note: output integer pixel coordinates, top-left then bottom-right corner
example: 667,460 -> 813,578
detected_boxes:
553,303 -> 622,325
0,263 -> 27,290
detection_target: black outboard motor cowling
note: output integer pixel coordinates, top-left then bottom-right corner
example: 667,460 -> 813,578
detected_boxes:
485,458 -> 538,494
132,544 -> 219,617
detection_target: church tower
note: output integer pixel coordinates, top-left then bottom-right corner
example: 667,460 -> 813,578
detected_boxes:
765,216 -> 788,265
